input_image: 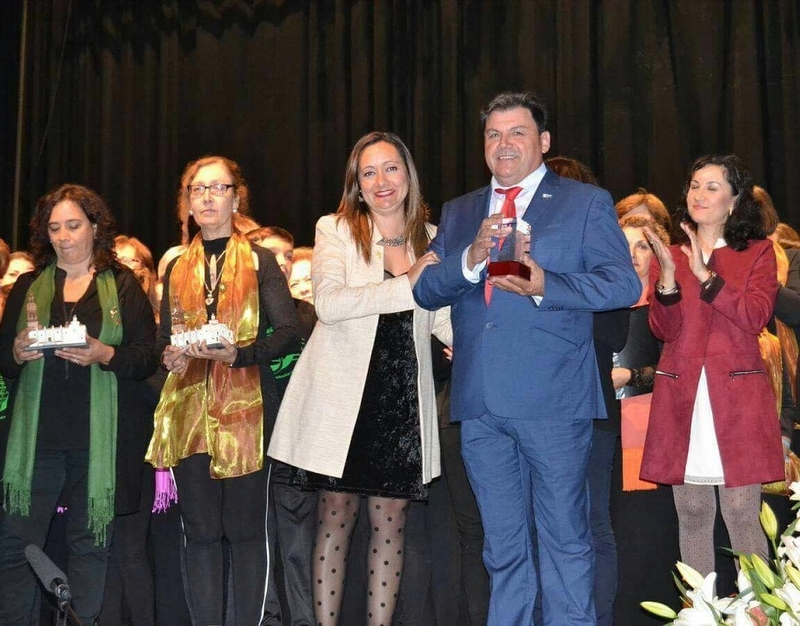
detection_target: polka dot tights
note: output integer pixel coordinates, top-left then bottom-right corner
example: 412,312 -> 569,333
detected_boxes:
672,483 -> 767,576
312,491 -> 409,626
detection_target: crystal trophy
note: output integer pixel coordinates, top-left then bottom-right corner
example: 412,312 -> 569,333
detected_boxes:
487,217 -> 531,280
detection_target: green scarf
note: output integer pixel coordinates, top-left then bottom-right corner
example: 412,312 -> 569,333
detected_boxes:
3,264 -> 122,544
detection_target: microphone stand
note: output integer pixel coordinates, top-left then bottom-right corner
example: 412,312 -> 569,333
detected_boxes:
51,579 -> 80,625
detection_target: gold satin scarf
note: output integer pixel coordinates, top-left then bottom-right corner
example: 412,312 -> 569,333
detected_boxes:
146,232 -> 263,478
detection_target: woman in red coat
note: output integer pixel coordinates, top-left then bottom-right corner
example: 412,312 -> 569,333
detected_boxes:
641,154 -> 782,577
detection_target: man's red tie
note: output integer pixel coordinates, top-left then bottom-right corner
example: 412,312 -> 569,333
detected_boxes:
485,186 -> 523,305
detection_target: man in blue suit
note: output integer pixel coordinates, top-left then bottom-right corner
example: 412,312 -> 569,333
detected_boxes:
413,92 -> 640,625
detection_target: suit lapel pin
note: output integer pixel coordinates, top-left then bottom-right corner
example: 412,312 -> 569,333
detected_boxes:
542,193 -> 552,199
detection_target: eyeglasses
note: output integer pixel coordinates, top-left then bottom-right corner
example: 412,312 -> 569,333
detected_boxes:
187,183 -> 237,197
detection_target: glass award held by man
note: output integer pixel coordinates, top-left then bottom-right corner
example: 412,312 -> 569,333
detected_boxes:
488,217 -> 531,280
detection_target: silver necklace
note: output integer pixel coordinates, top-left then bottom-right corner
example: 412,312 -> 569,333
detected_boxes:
204,250 -> 226,306
376,235 -> 406,247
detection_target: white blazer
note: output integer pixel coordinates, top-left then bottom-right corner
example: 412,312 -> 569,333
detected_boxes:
268,214 -> 451,482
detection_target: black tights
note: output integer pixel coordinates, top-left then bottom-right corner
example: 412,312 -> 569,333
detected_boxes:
313,490 -> 409,626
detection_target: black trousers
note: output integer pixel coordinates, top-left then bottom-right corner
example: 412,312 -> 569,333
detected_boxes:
0,449 -> 111,625
263,460 -> 316,626
173,453 -> 269,626
100,463 -> 156,626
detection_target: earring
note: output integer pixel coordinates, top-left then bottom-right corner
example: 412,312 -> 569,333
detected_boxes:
189,209 -> 193,216
358,191 -> 364,203
233,209 -> 238,214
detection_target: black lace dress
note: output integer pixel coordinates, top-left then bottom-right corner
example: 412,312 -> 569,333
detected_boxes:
295,292 -> 426,500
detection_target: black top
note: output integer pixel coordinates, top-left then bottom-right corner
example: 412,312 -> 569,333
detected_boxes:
0,265 -> 159,513
159,244 -> 300,441
592,307 -> 631,433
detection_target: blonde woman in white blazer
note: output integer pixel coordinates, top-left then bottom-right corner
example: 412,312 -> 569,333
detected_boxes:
268,132 -> 450,626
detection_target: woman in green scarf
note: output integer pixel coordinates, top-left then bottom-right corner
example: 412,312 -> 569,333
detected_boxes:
0,184 -> 158,625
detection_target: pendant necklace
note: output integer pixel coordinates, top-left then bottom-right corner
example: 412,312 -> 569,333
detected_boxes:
204,250 -> 226,306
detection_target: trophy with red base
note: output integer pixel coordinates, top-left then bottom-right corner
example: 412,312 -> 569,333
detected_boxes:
488,217 -> 530,280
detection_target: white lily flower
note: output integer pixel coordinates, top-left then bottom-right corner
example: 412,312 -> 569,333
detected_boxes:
780,536 -> 800,570
734,568 -> 755,603
672,573 -> 732,625
776,581 -> 800,615
780,611 -> 800,626
788,481 -> 800,504
728,601 -> 768,626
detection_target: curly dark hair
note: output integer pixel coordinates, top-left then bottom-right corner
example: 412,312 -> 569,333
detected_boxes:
29,184 -> 118,272
671,154 -> 764,251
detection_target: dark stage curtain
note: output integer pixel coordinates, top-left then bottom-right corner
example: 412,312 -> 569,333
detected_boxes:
2,1 -> 800,623
3,0 -> 800,255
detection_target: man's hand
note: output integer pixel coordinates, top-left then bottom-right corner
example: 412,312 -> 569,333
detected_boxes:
466,214 -> 511,271
488,255 -> 545,297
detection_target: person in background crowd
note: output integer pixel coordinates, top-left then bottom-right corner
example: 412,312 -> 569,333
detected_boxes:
146,155 -> 299,625
771,223 -> 800,253
545,155 -> 630,626
0,240 -> 11,321
253,225 -> 318,626
248,225 -> 295,281
0,239 -> 10,279
98,234 -> 161,626
413,91 -> 640,625
269,131 -> 449,626
0,183 -> 158,625
615,187 -> 672,235
612,214 -> 670,395
115,235 -> 159,316
0,238 -> 11,469
640,154 -> 783,576
288,246 -> 313,303
115,235 -> 156,275
0,251 -> 34,290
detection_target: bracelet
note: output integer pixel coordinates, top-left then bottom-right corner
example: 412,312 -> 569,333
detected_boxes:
699,270 -> 717,290
656,283 -> 679,296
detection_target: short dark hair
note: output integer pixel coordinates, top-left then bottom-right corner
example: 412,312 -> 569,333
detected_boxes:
247,226 -> 294,247
481,92 -> 548,133
672,154 -> 764,251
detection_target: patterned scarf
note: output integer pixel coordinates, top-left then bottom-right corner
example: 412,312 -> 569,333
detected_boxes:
146,232 -> 263,478
3,264 -> 121,544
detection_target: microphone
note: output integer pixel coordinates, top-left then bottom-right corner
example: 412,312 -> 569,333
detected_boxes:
24,544 -> 72,609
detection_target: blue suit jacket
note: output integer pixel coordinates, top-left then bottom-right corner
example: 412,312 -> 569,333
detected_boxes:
413,169 -> 640,422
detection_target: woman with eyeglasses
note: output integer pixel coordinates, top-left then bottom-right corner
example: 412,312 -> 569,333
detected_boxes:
146,155 -> 299,625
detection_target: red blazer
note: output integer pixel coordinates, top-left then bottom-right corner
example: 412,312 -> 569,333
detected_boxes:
640,238 -> 783,488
